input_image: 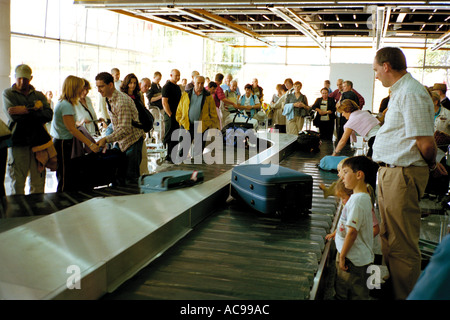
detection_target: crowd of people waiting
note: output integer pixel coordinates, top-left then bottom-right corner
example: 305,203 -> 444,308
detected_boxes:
1,46 -> 450,300
0,65 -> 282,194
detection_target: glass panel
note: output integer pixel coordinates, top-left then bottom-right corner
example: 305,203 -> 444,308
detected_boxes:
85,9 -> 118,47
286,47 -> 328,66
45,0 -> 60,39
330,47 -> 376,64
11,0 -> 47,36
10,36 -> 60,96
59,0 -> 87,42
421,68 -> 450,91
244,45 -> 286,64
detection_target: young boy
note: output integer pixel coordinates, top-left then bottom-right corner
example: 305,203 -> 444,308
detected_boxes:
327,156 -> 375,300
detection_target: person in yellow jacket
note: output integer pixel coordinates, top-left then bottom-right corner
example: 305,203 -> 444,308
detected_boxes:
176,75 -> 220,162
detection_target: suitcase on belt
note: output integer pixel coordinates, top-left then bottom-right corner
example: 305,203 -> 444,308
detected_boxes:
230,164 -> 313,215
139,170 -> 204,193
297,130 -> 321,153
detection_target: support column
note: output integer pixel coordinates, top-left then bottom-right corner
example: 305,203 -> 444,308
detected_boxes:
0,0 -> 11,123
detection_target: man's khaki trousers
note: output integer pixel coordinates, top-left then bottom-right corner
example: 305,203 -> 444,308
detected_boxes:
377,166 -> 429,300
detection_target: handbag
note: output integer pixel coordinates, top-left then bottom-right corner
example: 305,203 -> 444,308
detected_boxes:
0,119 -> 12,140
434,130 -> 450,151
222,111 -> 257,147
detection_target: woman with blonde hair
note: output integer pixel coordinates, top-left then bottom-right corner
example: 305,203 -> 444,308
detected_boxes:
332,99 -> 380,158
74,79 -> 101,136
51,75 -> 100,192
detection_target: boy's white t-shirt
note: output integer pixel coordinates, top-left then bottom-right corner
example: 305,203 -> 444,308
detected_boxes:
335,192 -> 374,267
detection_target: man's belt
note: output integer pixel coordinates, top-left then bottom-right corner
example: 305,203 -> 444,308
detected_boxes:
378,162 -> 397,168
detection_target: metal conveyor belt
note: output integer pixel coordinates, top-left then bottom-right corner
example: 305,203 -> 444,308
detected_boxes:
102,142 -> 342,300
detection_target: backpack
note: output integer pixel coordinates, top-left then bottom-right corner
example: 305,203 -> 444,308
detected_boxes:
132,99 -> 154,133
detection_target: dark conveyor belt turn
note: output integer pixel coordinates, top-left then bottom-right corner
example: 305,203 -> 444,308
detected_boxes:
103,141 -> 343,300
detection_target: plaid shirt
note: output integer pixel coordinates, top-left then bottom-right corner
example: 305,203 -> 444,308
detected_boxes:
372,73 -> 434,167
105,89 -> 145,152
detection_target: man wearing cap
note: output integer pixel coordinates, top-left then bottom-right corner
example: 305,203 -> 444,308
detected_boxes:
2,64 -> 53,194
433,83 -> 450,111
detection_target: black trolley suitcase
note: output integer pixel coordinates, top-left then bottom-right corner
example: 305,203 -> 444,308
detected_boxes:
70,148 -> 125,191
230,164 -> 313,215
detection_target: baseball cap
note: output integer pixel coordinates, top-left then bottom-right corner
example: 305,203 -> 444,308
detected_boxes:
15,64 -> 32,80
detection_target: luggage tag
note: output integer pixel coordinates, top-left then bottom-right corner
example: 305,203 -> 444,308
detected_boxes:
190,170 -> 198,182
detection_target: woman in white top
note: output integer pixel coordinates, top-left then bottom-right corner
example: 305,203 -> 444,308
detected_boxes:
431,90 -> 450,135
333,99 -> 380,157
74,79 -> 100,137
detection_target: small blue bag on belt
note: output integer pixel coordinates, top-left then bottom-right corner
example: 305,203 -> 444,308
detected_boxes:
318,155 -> 348,172
139,170 -> 204,193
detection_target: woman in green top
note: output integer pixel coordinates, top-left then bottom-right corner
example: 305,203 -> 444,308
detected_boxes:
51,75 -> 100,192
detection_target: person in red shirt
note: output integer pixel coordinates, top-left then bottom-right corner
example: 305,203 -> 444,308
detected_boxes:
213,73 -> 238,129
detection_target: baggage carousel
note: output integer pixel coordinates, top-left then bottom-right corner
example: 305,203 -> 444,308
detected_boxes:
102,150 -> 341,300
0,132 -> 349,300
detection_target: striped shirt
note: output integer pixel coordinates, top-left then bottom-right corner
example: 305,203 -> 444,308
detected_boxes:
372,72 -> 434,167
105,89 -> 145,152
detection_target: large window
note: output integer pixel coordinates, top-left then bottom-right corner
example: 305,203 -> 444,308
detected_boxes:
9,0 -> 450,113
10,0 -> 207,112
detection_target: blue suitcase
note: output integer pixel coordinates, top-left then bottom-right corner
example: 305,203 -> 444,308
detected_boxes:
230,164 -> 313,215
139,170 -> 204,193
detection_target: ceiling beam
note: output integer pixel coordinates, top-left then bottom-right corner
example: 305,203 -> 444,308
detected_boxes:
286,8 -> 322,39
382,7 -> 392,40
178,9 -> 277,47
109,9 -> 210,39
191,9 -> 261,38
431,30 -> 450,50
268,7 -> 326,50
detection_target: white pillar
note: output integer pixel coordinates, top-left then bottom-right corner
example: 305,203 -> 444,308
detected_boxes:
0,0 -> 10,123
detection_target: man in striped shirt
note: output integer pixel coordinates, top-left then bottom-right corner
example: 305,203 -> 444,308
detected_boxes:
372,47 -> 447,300
96,72 -> 145,183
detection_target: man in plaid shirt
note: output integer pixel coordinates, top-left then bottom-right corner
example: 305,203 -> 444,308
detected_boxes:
96,72 -> 145,183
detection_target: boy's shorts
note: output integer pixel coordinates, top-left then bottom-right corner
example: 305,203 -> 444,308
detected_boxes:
335,252 -> 370,300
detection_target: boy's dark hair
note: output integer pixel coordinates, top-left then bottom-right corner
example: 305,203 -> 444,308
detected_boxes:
208,81 -> 217,88
215,73 -> 224,82
95,72 -> 114,84
342,156 -> 379,189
